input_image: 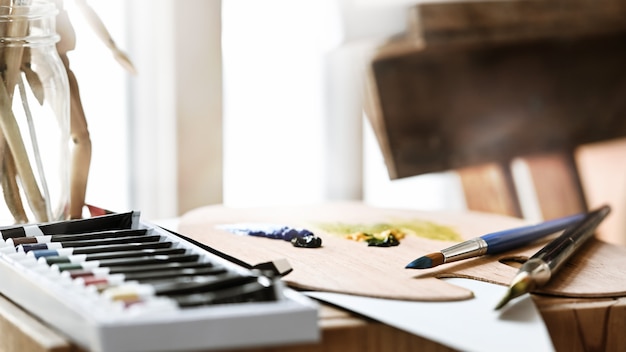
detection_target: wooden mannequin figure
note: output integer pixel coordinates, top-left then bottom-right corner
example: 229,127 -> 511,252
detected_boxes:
54,0 -> 136,219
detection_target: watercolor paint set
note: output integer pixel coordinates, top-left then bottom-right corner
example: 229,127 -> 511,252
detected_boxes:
0,211 -> 319,352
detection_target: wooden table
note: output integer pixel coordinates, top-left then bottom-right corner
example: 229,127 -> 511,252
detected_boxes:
2,289 -> 626,352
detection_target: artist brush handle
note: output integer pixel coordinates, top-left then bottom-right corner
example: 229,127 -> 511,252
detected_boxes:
532,205 -> 610,274
483,213 -> 585,254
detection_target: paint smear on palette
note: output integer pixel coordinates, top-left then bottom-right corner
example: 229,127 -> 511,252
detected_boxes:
217,224 -> 323,248
314,219 -> 462,245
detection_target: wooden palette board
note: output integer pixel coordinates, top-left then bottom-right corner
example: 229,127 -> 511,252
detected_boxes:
179,202 -> 626,302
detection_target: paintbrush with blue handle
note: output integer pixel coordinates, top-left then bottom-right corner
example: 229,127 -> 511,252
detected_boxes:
405,212 -> 586,269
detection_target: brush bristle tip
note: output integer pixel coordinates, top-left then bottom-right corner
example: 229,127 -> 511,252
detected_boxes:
405,252 -> 444,269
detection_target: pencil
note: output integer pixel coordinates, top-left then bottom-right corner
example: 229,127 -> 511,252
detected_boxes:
495,205 -> 611,310
405,212 -> 586,269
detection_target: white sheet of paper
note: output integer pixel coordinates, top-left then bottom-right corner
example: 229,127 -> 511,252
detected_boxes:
305,278 -> 554,352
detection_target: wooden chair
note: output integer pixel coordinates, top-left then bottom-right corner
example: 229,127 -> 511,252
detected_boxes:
365,0 -> 626,243
365,0 -> 626,350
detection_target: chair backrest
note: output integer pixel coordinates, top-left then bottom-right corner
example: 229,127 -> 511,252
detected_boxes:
364,0 -> 626,245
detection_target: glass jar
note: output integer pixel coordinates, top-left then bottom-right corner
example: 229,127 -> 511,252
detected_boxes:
0,0 -> 70,224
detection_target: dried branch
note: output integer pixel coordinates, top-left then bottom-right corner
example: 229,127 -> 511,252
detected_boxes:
64,54 -> 92,219
73,0 -> 136,75
18,77 -> 52,220
56,0 -> 90,219
57,0 -> 136,218
0,76 -> 48,222
0,138 -> 28,223
3,2 -> 29,97
21,48 -> 44,104
0,0 -> 48,222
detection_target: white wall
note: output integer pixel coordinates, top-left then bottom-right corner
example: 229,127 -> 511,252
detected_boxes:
221,0 -> 466,211
221,0 -> 342,207
125,0 -> 225,220
126,0 -> 178,220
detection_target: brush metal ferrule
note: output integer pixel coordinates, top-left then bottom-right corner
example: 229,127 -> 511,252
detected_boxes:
441,237 -> 488,263
518,258 -> 551,286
